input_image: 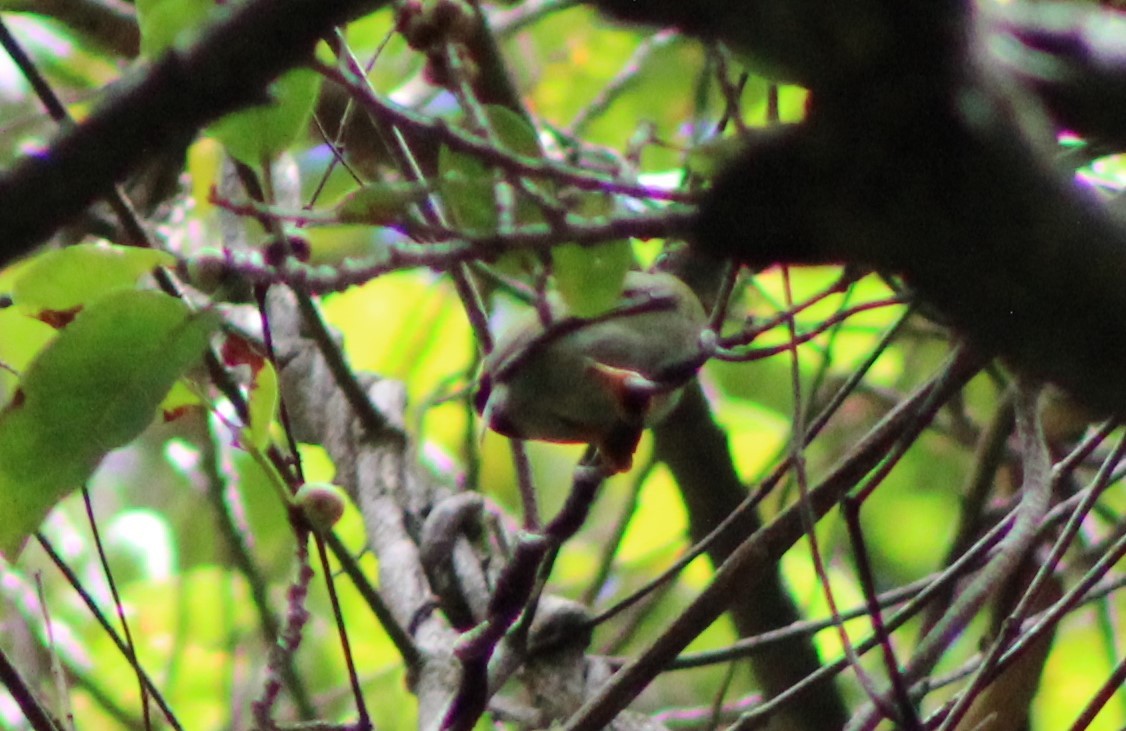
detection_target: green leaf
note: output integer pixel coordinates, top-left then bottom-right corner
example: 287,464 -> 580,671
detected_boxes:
484,105 -> 542,160
0,290 -> 220,558
139,0 -> 318,165
13,243 -> 175,314
438,143 -> 495,231
208,68 -> 323,166
335,181 -> 430,225
437,105 -> 542,233
550,183 -> 634,316
135,0 -> 216,58
551,240 -> 633,317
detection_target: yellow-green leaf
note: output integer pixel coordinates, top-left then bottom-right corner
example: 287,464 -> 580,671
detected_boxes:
135,0 -> 215,57
246,359 -> 279,451
13,244 -> 174,314
208,68 -> 323,166
437,105 -> 542,233
552,240 -> 634,317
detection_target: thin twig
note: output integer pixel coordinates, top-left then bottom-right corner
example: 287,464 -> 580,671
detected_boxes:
781,267 -> 906,725
35,535 -> 184,730
565,348 -> 982,731
80,488 -> 152,731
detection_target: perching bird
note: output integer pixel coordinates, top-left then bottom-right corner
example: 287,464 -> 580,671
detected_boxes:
476,271 -> 707,472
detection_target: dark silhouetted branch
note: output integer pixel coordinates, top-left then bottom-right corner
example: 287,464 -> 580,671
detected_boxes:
0,0 -> 387,264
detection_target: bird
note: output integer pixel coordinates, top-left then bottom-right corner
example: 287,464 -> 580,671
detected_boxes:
476,271 -> 707,472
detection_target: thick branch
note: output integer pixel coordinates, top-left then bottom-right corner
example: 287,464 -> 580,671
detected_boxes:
0,0 -> 386,264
